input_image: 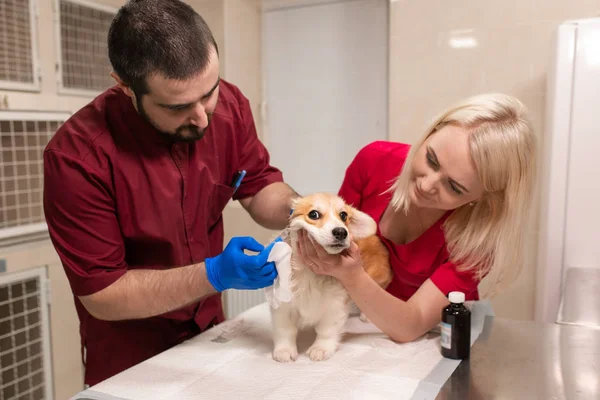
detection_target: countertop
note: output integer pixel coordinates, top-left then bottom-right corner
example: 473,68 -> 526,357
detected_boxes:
436,316 -> 600,399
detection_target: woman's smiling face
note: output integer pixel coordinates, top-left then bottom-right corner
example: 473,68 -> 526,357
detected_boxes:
409,124 -> 485,210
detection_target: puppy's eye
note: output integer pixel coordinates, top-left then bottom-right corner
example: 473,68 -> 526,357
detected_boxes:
339,211 -> 348,222
308,210 -> 321,220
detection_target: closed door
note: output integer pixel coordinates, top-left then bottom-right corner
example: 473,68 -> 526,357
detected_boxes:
263,0 -> 388,195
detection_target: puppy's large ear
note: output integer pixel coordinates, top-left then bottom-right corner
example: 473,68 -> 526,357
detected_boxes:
348,208 -> 377,240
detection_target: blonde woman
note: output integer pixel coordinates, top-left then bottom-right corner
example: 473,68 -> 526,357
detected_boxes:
297,93 -> 537,342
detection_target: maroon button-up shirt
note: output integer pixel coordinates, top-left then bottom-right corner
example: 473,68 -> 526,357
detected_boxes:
43,80 -> 283,385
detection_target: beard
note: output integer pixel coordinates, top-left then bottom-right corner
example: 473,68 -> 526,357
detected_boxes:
136,95 -> 212,143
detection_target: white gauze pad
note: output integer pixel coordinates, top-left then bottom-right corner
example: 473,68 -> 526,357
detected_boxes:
264,241 -> 293,309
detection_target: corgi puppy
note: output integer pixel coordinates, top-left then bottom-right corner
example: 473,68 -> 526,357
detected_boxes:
271,193 -> 392,363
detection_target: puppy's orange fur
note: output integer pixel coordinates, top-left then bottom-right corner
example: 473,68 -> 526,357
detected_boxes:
356,235 -> 393,289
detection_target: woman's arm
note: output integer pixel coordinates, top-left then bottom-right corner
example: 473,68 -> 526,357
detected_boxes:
297,230 -> 449,342
343,271 -> 449,342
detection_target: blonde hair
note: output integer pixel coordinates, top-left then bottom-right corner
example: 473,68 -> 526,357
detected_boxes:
389,93 -> 537,296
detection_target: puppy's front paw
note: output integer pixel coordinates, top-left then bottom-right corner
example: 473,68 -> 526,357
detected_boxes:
306,343 -> 336,361
273,347 -> 298,363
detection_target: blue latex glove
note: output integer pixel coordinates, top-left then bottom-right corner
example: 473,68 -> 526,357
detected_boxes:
205,236 -> 282,292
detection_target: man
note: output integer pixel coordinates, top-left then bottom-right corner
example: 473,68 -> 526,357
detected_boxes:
43,0 -> 298,386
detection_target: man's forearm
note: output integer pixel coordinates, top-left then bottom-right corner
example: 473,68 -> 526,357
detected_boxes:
246,182 -> 300,230
79,263 -> 217,321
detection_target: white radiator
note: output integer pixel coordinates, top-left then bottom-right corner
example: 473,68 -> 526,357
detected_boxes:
224,289 -> 266,319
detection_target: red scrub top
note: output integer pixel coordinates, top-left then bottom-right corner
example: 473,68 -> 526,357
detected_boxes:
43,80 -> 283,385
338,141 -> 480,301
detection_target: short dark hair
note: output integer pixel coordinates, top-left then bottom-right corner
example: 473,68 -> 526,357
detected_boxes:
108,0 -> 218,96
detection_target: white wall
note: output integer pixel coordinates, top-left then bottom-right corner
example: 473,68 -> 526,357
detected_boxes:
261,0 -> 343,11
223,0 -> 262,133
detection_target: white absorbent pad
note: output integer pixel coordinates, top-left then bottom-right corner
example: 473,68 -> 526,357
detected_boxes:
264,241 -> 293,309
72,301 -> 493,400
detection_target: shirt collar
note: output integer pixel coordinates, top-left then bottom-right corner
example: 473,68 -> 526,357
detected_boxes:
109,86 -> 174,147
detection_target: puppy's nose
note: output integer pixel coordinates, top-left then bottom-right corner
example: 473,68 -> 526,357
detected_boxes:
332,227 -> 348,240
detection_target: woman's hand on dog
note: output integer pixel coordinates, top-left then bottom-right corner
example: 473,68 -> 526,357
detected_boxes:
297,230 -> 365,285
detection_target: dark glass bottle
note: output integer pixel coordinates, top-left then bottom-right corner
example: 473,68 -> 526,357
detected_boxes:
440,291 -> 471,359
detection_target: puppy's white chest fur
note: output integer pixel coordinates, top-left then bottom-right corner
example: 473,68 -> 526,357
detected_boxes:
290,259 -> 349,327
270,253 -> 351,363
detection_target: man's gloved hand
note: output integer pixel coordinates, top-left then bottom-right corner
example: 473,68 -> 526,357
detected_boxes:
205,236 -> 282,292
